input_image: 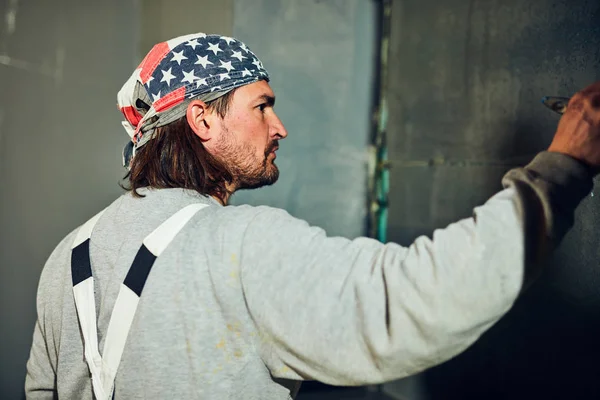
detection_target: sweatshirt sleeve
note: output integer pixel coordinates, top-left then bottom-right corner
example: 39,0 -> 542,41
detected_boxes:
239,151 -> 593,386
25,277 -> 59,399
25,232 -> 76,399
25,319 -> 57,399
502,151 -> 594,284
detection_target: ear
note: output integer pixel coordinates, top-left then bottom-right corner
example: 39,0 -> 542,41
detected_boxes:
186,100 -> 217,141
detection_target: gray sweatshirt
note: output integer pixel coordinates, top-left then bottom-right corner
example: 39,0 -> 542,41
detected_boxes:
25,152 -> 593,399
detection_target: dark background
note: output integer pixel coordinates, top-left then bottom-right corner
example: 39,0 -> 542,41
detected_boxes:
385,0 -> 600,398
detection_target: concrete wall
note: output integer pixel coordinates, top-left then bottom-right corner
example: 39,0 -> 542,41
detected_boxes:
383,0 -> 600,399
230,0 -> 377,239
0,0 -> 138,398
140,0 -> 233,55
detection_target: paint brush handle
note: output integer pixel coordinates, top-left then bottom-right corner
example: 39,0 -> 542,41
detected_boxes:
541,96 -> 571,114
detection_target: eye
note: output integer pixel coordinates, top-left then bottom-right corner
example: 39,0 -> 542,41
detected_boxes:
257,103 -> 268,112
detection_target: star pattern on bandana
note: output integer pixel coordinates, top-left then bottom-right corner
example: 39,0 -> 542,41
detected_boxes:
145,35 -> 268,103
181,69 -> 198,84
195,54 -> 212,68
170,50 -> 187,65
160,68 -> 176,86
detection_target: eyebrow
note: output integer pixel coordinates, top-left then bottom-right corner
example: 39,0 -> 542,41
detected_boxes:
256,94 -> 276,107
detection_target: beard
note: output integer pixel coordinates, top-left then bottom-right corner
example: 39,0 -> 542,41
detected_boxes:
214,126 -> 280,191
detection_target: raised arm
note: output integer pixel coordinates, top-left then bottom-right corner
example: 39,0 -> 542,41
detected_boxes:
239,81 -> 600,385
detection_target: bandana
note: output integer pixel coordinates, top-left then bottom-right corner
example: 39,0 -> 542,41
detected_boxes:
117,33 -> 269,168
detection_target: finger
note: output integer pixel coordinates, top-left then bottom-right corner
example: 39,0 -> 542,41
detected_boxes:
567,94 -> 584,113
565,82 -> 600,116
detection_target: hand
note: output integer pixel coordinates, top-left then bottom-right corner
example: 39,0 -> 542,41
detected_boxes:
548,81 -> 600,171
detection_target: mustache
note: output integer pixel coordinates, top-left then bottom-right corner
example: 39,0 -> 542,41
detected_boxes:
265,141 -> 279,155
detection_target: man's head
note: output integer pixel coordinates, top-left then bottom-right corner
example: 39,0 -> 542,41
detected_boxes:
186,80 -> 287,191
117,33 -> 287,202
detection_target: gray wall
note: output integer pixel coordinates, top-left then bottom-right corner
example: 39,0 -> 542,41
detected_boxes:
231,0 -> 377,239
0,0 -> 138,398
140,0 -> 233,55
383,0 -> 600,399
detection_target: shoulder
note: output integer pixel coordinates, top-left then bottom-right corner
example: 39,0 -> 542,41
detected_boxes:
34,227 -> 79,326
38,229 -> 78,292
214,204 -> 316,233
178,203 -> 323,252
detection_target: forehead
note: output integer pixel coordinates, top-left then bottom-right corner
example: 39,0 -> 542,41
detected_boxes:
233,80 -> 275,103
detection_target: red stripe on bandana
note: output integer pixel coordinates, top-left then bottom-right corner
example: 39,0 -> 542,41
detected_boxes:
138,42 -> 171,84
120,106 -> 143,127
153,86 -> 186,112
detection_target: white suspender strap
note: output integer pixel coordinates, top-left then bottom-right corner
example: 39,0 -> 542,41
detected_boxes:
71,209 -> 108,399
71,203 -> 209,400
100,203 -> 208,398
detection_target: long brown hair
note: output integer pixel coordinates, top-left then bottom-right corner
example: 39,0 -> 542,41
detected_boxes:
122,91 -> 236,200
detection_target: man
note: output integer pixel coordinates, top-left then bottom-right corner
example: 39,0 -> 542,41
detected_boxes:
25,32 -> 600,399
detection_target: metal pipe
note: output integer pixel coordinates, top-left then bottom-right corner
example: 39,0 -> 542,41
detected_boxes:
367,0 -> 392,243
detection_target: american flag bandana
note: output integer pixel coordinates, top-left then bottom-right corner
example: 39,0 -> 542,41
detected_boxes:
117,33 -> 269,168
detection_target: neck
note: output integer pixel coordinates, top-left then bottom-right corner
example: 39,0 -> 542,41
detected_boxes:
212,194 -> 229,206
212,182 -> 236,205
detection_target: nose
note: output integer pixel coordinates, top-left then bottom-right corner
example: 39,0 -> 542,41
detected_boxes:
270,111 -> 288,139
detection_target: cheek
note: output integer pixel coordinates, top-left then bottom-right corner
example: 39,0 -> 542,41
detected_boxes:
225,108 -> 270,145
235,115 -> 269,145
